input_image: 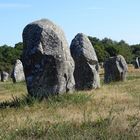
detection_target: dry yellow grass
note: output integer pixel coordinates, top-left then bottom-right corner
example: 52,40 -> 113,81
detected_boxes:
0,66 -> 140,139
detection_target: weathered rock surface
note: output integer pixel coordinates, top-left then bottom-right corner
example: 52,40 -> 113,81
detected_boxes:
1,71 -> 9,82
22,19 -> 75,98
70,33 -> 100,90
104,55 -> 128,83
11,59 -> 25,83
134,57 -> 140,69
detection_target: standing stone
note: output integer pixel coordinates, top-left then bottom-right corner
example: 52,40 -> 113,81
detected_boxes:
1,71 -> 9,82
11,59 -> 25,83
22,19 -> 75,98
99,62 -> 104,68
104,55 -> 128,83
95,63 -> 100,72
134,57 -> 140,69
70,33 -> 100,90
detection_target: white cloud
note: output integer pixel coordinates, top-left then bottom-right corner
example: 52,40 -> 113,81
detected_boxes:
0,3 -> 31,8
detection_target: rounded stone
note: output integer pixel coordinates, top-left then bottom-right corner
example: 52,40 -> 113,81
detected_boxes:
104,55 -> 128,83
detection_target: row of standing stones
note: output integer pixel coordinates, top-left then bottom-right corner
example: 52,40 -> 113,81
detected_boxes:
21,19 -> 128,98
1,18 -> 137,98
0,59 -> 25,82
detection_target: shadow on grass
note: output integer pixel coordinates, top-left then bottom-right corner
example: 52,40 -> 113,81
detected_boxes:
0,92 -> 92,109
0,95 -> 40,109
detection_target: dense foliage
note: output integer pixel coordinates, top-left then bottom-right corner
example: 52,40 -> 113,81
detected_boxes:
88,36 -> 138,63
0,37 -> 140,72
131,44 -> 140,58
0,42 -> 23,72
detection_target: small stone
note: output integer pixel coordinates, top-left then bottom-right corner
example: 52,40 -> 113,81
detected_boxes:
134,57 -> 140,69
104,55 -> 128,83
11,59 -> 25,83
1,71 -> 9,82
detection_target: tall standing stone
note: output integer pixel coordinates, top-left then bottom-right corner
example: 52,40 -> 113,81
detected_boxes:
134,57 -> 140,69
11,59 -> 25,83
22,19 -> 75,98
104,55 -> 128,83
70,33 -> 100,90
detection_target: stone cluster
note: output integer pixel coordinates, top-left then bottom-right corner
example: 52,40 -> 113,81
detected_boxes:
0,18 -> 129,98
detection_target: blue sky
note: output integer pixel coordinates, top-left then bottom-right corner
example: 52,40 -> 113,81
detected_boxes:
0,0 -> 140,46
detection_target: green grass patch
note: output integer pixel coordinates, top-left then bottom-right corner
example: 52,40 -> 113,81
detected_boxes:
47,93 -> 92,108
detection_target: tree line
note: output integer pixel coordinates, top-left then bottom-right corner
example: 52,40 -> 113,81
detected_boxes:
0,37 -> 140,72
88,37 -> 140,63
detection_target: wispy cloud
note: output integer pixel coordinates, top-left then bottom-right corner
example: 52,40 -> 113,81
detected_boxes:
0,3 -> 31,9
87,7 -> 104,10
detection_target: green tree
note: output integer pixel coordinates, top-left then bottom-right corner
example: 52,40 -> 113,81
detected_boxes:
0,42 -> 23,72
88,37 -> 133,63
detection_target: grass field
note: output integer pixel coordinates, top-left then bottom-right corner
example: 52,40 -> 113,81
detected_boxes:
0,66 -> 140,140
